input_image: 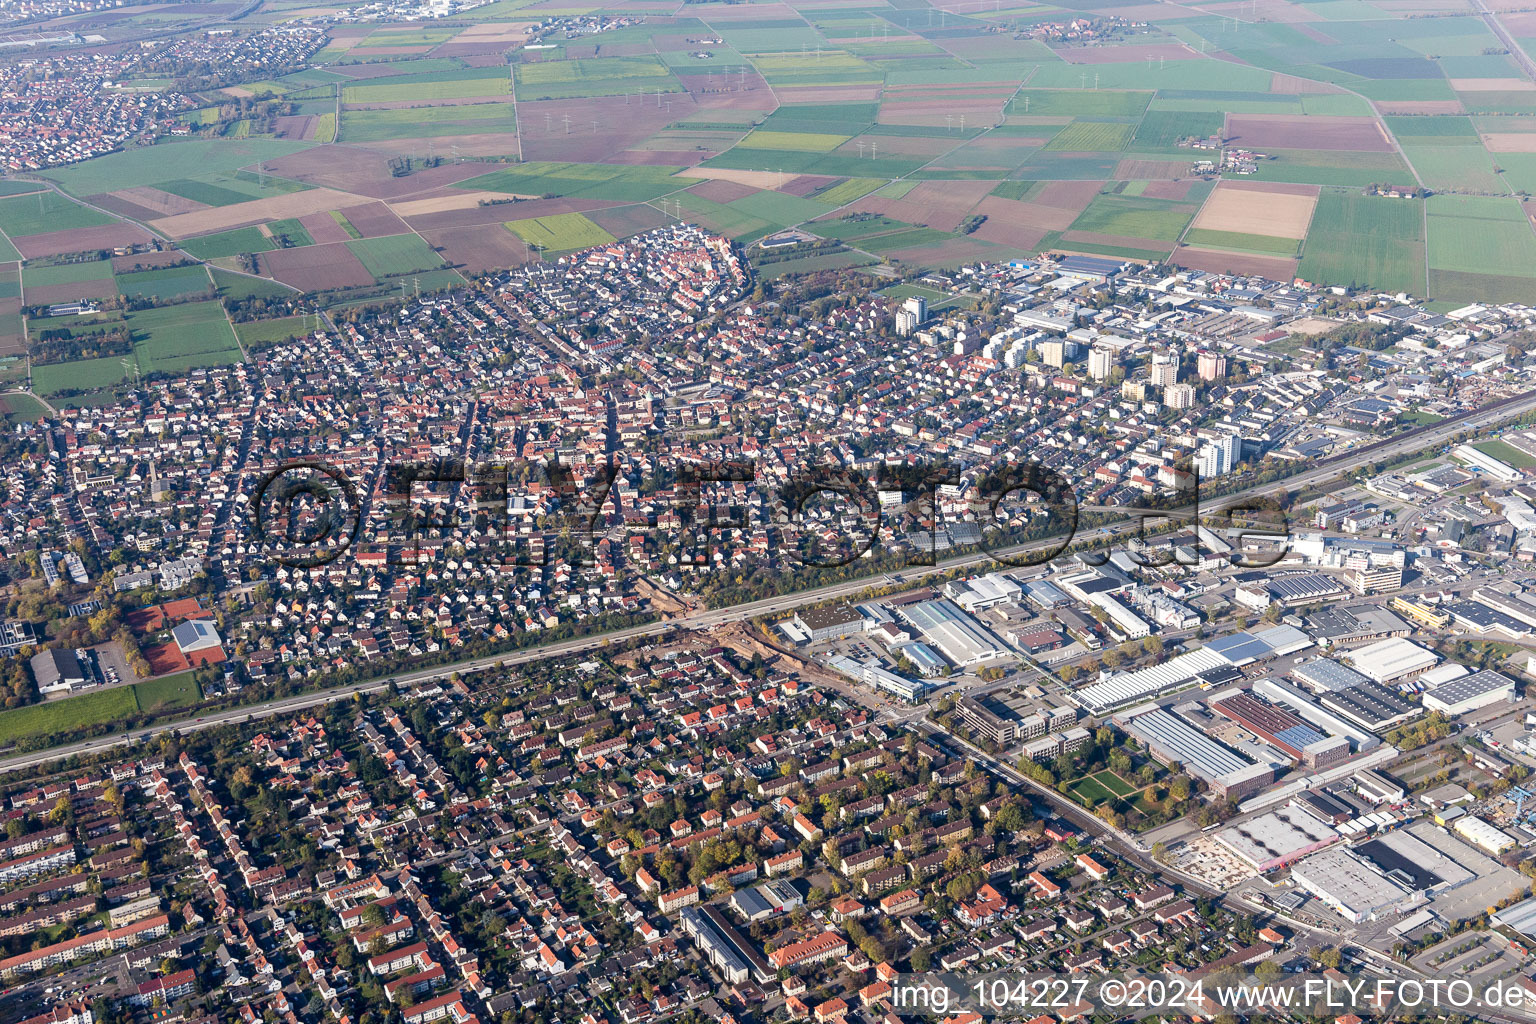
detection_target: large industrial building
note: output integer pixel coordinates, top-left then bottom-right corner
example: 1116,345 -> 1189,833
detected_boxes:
1210,691 -> 1331,761
1422,669 -> 1517,717
898,598 -> 1009,666
1343,637 -> 1439,684
1290,658 -> 1371,694
1318,679 -> 1421,731
1216,805 -> 1340,873
1290,847 -> 1420,924
792,604 -> 867,643
1114,705 -> 1275,800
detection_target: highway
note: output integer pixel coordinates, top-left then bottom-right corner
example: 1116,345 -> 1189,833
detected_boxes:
0,386 -> 1532,777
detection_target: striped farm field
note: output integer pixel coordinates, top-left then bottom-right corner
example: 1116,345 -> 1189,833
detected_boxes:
739,131 -> 851,153
1297,190 -> 1425,296
1044,121 -> 1136,152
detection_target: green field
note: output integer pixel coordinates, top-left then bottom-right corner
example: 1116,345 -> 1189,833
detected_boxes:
40,139 -> 314,196
1297,190 -> 1426,296
1070,192 -> 1202,241
1471,439 -> 1536,470
211,267 -> 297,301
264,218 -> 315,248
234,315 -> 316,348
515,55 -> 679,100
462,162 -> 695,203
1427,195 -> 1536,279
1403,144 -> 1504,193
0,686 -> 139,745
1131,110 -> 1224,149
157,170 -> 313,208
0,193 -> 115,238
504,213 -> 616,252
812,177 -> 884,205
23,260 -> 115,288
128,301 -> 244,374
344,71 -> 511,103
32,355 -> 132,395
739,130 -> 851,153
115,265 -> 213,302
1183,228 -> 1301,256
346,234 -> 447,278
340,103 -> 517,142
132,672 -> 202,713
1043,121 -> 1136,152
182,227 -> 276,260
1012,89 -> 1152,117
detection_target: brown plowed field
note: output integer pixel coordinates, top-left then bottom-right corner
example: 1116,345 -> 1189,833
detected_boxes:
300,211 -> 351,243
260,242 -> 374,290
339,201 -> 410,237
1191,180 -> 1317,238
14,223 -> 153,259
418,223 -> 533,274
257,146 -> 490,199
1173,245 -> 1298,280
109,186 -> 208,215
1224,114 -> 1393,152
689,179 -> 760,203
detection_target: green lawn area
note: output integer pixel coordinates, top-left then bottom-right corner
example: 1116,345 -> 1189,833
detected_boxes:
210,267 -> 297,300
345,234 -> 446,279
32,355 -> 131,395
128,301 -> 244,375
234,315 -> 315,348
504,213 -> 616,253
115,265 -> 212,302
0,687 -> 139,745
0,193 -> 116,238
1092,770 -> 1137,798
132,672 -> 201,713
0,392 -> 47,424
41,139 -> 314,195
23,260 -> 116,288
1069,775 -> 1115,807
1297,190 -> 1426,296
344,72 -> 511,103
181,227 -> 277,261
1182,228 -> 1301,256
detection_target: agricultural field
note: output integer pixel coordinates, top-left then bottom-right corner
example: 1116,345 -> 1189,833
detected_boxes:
3,0 -> 1536,302
505,213 -> 616,252
346,234 -> 448,278
234,316 -> 317,349
127,301 -> 245,374
1297,190 -> 1427,297
515,56 -> 680,100
115,265 -> 214,302
0,193 -> 116,238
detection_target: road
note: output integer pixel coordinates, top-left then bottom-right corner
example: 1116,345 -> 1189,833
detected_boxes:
1,387 -> 1532,778
1473,0 -> 1536,83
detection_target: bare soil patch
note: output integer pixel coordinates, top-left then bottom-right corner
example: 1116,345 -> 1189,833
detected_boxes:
151,187 -> 362,239
1271,73 -> 1342,94
419,223 -> 533,274
688,179 -> 759,203
1225,114 -> 1393,152
1191,180 -> 1317,238
300,211 -> 351,243
1114,158 -> 1188,179
260,242 -> 374,290
110,186 -> 208,215
1172,245 -> 1298,280
1484,133 -> 1536,153
13,223 -> 152,259
388,191 -> 532,218
256,146 -> 489,199
339,201 -> 410,237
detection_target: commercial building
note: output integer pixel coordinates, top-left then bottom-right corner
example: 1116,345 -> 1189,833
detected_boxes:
945,574 -> 1023,612
1290,658 -> 1370,694
1422,669 -> 1517,717
1318,680 -> 1420,731
1210,691 -> 1328,760
1343,637 -> 1438,684
1215,806 -> 1339,873
793,604 -> 867,643
1115,706 -> 1272,799
1454,815 -> 1516,855
1290,848 -> 1417,924
826,655 -> 927,703
898,598 -> 1008,666
30,648 -> 85,695
956,695 -> 1024,745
